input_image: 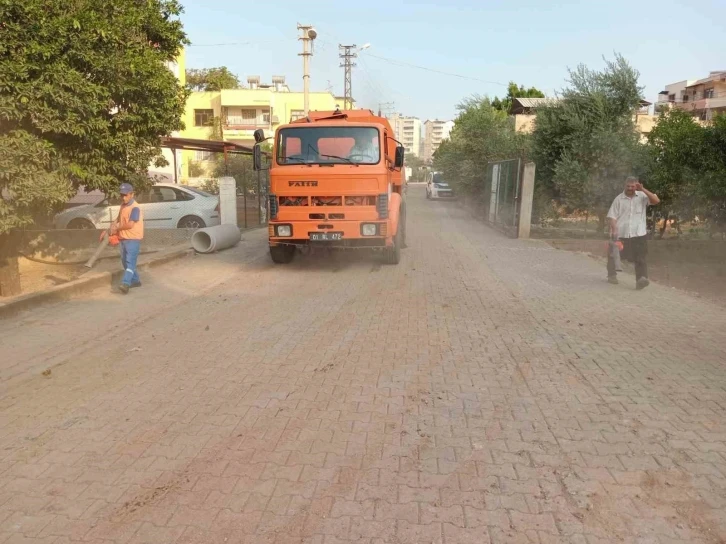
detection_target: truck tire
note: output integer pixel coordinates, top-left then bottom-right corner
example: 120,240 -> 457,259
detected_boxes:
270,245 -> 295,264
384,222 -> 402,265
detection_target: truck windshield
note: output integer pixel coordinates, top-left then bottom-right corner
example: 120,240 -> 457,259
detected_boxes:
277,127 -> 380,166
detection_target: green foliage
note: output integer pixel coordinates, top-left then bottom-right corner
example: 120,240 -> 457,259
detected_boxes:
433,97 -> 530,198
491,82 -> 545,113
532,54 -> 644,221
212,154 -> 255,191
186,67 -> 242,91
644,109 -> 705,220
0,0 -> 189,234
404,154 -> 427,182
187,161 -> 205,178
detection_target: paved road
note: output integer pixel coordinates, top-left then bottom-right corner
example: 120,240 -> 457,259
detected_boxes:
2,186 -> 726,544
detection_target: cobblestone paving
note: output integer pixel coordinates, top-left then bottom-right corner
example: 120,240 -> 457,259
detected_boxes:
1,186 -> 726,543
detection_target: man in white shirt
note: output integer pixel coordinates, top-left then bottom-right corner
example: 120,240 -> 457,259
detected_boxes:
606,176 -> 660,289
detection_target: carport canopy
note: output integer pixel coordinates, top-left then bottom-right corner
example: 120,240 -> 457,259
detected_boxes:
160,137 -> 257,184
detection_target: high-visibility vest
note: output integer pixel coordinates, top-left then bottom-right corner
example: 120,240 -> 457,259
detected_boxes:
118,201 -> 144,240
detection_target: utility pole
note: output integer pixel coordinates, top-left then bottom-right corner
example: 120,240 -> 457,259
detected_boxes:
378,101 -> 395,118
339,45 -> 357,110
297,24 -> 317,115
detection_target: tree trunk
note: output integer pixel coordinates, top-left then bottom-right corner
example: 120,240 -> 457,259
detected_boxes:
658,212 -> 669,239
0,232 -> 22,297
583,211 -> 589,239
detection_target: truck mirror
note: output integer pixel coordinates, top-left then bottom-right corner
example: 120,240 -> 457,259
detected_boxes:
395,146 -> 404,168
253,129 -> 265,143
253,145 -> 262,171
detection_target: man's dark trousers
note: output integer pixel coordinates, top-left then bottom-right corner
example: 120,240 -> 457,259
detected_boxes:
608,235 -> 648,279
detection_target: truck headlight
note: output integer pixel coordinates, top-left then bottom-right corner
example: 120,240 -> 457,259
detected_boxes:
276,224 -> 292,237
361,224 -> 377,236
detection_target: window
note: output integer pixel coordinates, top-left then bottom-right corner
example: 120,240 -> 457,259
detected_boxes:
194,109 -> 214,127
668,94 -> 676,102
277,126 -> 380,166
262,113 -> 271,124
195,150 -> 213,161
290,110 -> 305,122
705,88 -> 715,99
241,109 -> 256,121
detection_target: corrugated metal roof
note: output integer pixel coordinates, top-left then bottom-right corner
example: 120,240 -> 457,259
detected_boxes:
512,98 -> 558,109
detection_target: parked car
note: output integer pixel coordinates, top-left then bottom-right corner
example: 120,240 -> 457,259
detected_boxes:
54,184 -> 221,230
426,172 -> 455,199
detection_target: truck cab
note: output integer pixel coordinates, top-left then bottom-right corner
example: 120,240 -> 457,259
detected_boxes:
253,109 -> 406,264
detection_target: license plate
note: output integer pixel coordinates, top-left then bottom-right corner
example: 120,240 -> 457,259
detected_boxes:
310,232 -> 343,241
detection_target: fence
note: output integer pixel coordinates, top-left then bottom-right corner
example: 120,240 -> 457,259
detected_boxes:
482,159 -> 534,238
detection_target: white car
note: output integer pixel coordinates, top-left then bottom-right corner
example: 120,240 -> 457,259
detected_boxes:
426,173 -> 455,199
54,184 -> 221,230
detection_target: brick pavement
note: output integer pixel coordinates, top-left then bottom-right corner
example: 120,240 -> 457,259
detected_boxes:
1,186 -> 726,543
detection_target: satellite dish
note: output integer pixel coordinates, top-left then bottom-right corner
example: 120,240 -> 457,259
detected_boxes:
307,28 -> 317,40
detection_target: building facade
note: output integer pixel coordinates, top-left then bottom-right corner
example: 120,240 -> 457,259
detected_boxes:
388,114 -> 421,157
423,119 -> 454,164
664,72 -> 726,121
180,76 -> 341,178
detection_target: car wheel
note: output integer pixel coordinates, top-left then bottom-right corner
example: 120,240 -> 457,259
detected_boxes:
177,215 -> 206,229
68,218 -> 95,230
270,245 -> 295,264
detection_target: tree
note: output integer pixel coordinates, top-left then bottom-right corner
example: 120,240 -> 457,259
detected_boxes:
433,96 -> 530,199
404,154 -> 426,182
0,0 -> 189,295
644,109 -> 706,236
532,54 -> 645,229
491,82 -> 545,113
186,67 -> 242,91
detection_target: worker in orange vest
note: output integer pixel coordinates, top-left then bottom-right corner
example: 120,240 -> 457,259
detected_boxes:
111,183 -> 144,294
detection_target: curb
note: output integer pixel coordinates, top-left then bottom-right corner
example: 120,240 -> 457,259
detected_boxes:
0,246 -> 195,319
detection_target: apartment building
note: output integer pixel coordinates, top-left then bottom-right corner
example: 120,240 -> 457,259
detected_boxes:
423,119 -> 454,163
181,76 -> 340,178
388,114 -> 421,157
661,71 -> 726,121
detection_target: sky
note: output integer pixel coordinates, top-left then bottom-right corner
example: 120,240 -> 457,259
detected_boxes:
181,0 -> 726,121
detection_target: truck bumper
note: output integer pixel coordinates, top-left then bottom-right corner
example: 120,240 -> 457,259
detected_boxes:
269,220 -> 391,248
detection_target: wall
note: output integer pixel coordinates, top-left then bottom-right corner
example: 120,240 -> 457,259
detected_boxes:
513,114 -> 537,133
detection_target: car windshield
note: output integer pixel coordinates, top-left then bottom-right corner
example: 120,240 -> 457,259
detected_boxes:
433,174 -> 446,184
277,126 -> 380,165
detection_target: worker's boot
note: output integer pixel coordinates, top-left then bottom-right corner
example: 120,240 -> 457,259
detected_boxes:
118,284 -> 129,294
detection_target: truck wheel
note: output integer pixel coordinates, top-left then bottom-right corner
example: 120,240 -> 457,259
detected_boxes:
270,245 -> 295,264
384,223 -> 402,265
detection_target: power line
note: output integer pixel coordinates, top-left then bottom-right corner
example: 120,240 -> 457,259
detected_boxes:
362,53 -> 508,87
188,39 -> 296,47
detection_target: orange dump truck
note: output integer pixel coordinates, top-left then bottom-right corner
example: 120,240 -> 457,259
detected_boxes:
252,109 -> 406,264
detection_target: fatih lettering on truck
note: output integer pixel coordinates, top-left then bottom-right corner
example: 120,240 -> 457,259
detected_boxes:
252,108 -> 407,265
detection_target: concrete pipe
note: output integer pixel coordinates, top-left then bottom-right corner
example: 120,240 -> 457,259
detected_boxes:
191,224 -> 241,254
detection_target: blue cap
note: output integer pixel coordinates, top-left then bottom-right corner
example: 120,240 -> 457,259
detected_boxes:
120,183 -> 134,195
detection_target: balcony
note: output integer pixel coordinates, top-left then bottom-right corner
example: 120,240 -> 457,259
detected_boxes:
673,96 -> 726,113
223,117 -> 270,130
